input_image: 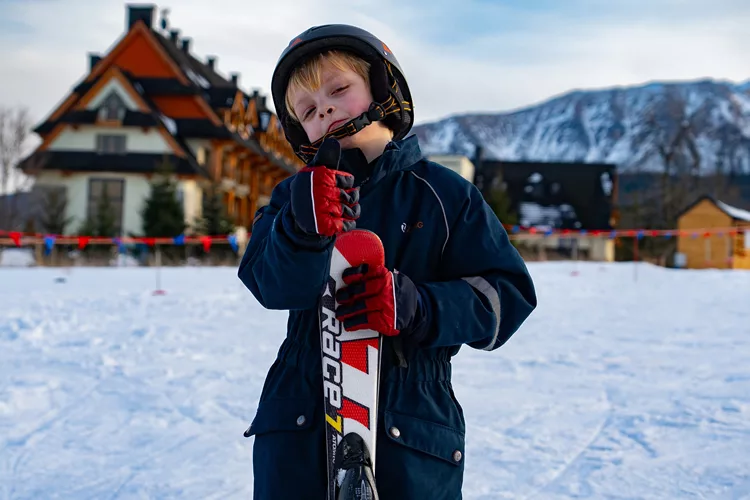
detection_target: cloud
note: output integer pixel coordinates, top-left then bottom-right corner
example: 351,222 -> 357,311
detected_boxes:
389,0 -> 750,120
0,0 -> 748,131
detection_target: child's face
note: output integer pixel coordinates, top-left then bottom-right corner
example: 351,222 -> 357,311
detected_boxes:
289,58 -> 391,151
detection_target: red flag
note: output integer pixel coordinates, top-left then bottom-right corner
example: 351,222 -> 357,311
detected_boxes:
78,236 -> 90,250
201,236 -> 212,252
143,237 -> 156,247
9,232 -> 21,247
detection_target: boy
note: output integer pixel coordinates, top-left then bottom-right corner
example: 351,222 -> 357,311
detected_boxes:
238,24 -> 537,500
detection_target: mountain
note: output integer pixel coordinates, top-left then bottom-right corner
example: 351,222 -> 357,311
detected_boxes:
411,78 -> 750,174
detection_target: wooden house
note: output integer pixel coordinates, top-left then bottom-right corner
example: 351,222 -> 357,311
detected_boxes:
18,4 -> 301,238
676,195 -> 750,269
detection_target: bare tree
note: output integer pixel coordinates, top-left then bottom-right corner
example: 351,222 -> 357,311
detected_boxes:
0,106 -> 32,228
642,94 -> 702,229
628,91 -> 705,265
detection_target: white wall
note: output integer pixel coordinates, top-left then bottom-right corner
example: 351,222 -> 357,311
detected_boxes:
179,179 -> 203,228
36,171 -> 206,237
48,126 -> 171,153
85,79 -> 140,110
36,171 -> 151,236
427,155 -> 476,182
184,139 -> 210,163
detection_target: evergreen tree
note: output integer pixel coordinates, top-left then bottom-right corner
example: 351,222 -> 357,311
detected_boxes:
197,182 -> 235,236
140,158 -> 186,237
96,189 -> 117,237
487,182 -> 518,226
39,188 -> 73,235
78,188 -> 118,237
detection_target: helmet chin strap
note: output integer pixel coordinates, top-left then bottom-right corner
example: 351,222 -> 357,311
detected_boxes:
297,102 -> 387,164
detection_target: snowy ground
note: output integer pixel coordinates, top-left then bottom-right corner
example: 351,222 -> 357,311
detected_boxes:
0,262 -> 749,499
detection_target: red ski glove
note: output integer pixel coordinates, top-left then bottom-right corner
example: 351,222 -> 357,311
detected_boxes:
335,263 -> 420,337
290,138 -> 360,238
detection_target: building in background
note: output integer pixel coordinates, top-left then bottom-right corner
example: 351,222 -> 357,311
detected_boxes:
676,195 -> 750,269
18,4 -> 301,238
472,147 -> 618,261
426,155 -> 475,182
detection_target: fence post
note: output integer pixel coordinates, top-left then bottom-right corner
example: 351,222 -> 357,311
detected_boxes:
153,244 -> 166,295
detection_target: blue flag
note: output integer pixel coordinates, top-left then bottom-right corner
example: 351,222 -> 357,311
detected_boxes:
44,235 -> 56,255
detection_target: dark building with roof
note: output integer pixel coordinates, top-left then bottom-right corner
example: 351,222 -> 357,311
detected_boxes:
471,146 -> 618,260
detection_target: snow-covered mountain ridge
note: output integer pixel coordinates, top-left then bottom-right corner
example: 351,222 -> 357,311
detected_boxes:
412,78 -> 750,173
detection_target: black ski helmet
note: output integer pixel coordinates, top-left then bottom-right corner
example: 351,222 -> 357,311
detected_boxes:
271,24 -> 414,163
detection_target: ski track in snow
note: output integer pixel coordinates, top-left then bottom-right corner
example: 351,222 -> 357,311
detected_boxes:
0,263 -> 749,499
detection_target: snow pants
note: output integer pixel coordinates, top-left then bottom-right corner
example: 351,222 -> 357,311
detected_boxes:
244,338 -> 466,500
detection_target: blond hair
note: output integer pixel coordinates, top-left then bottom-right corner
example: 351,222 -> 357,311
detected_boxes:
285,50 -> 371,123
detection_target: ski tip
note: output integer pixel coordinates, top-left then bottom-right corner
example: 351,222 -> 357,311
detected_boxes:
335,230 -> 384,267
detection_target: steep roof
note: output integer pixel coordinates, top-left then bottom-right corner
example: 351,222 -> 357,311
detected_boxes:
679,195 -> 750,222
24,9 -> 299,175
715,199 -> 750,222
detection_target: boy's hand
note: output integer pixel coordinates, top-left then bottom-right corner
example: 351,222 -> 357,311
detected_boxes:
290,138 -> 360,238
335,263 -> 419,337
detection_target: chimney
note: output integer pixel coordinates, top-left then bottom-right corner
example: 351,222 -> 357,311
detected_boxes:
230,72 -> 239,86
251,88 -> 260,98
258,95 -> 267,109
207,56 -> 217,70
88,53 -> 102,71
169,29 -> 180,43
126,4 -> 155,30
181,37 -> 191,53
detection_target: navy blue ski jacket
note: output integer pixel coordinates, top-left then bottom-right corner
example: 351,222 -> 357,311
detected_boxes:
238,135 -> 536,500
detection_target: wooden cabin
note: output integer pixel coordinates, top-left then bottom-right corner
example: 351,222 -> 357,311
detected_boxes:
18,4 -> 302,238
676,195 -> 750,269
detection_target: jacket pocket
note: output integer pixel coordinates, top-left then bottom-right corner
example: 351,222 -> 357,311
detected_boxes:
244,397 -> 316,437
383,410 -> 465,466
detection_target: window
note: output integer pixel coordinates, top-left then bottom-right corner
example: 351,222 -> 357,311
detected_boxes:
96,134 -> 126,154
100,91 -> 127,121
87,178 -> 125,235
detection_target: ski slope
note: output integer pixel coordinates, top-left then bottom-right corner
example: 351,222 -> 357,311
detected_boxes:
0,262 -> 748,499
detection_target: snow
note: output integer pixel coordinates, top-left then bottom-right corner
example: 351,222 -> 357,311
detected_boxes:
0,248 -> 35,267
159,113 -> 178,136
717,200 -> 750,222
185,69 -> 211,90
1,263 -> 749,499
415,79 -> 750,174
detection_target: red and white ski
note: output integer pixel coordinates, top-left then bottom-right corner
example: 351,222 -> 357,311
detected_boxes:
320,229 -> 383,500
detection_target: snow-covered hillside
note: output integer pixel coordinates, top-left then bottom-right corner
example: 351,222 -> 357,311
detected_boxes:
1,263 -> 749,498
413,78 -> 750,173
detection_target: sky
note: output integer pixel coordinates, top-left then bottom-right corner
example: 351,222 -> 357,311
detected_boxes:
0,0 -> 749,131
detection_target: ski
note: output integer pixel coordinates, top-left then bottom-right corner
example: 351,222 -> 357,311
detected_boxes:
320,229 -> 383,500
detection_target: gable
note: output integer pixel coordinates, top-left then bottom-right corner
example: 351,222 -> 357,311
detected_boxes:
74,67 -> 150,114
679,198 -> 732,228
86,22 -> 186,84
84,79 -> 141,112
